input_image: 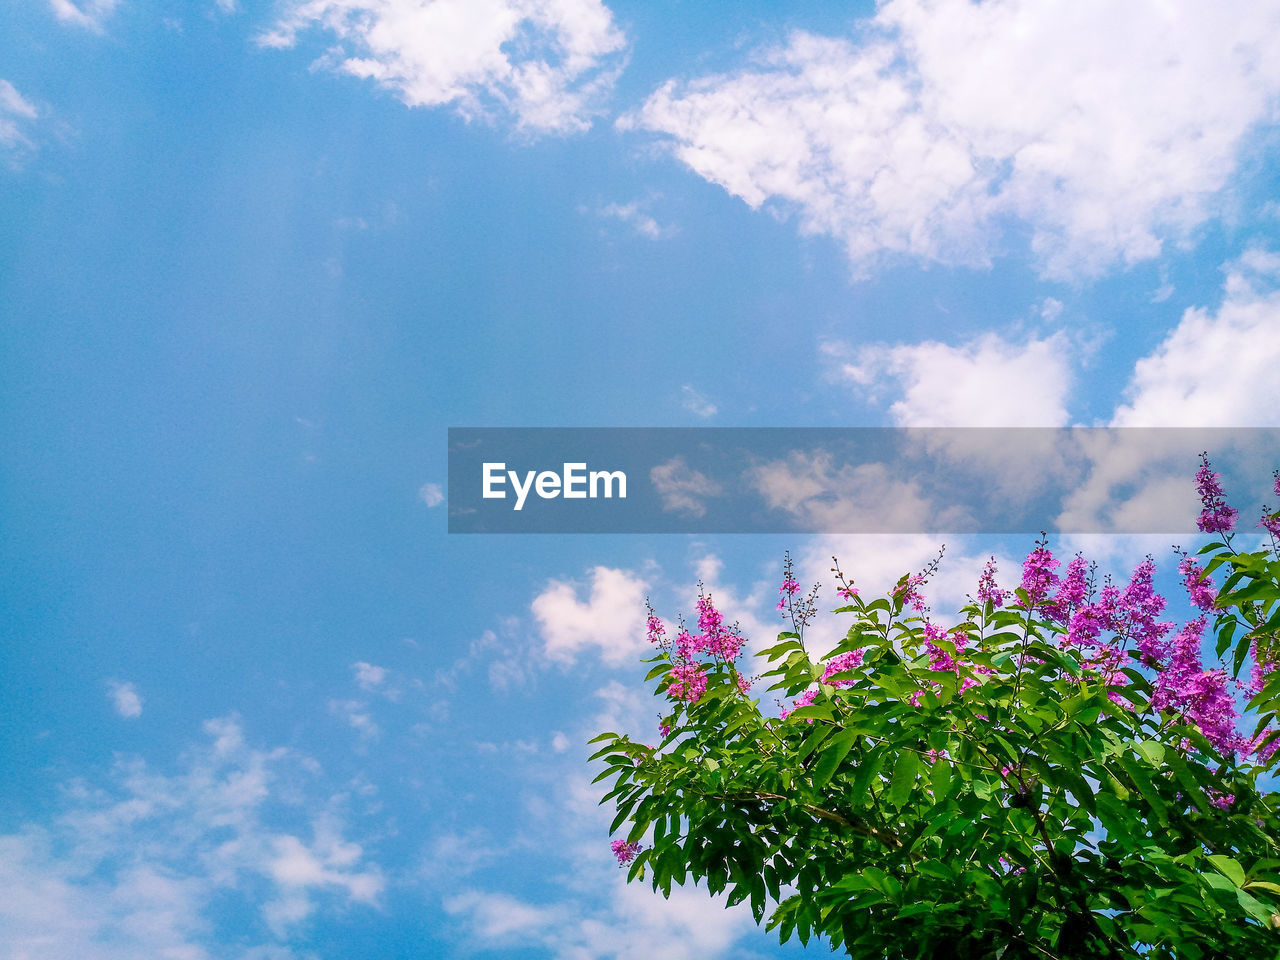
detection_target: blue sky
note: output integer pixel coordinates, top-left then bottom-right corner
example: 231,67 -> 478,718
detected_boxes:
3,1 -> 1280,957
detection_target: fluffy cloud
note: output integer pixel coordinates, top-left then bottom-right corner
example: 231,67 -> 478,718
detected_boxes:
259,0 -> 627,134
1111,249 -> 1280,427
625,0 -> 1280,278
107,680 -> 143,718
532,566 -> 648,665
0,716 -> 381,958
419,482 -> 445,507
828,330 -> 1074,427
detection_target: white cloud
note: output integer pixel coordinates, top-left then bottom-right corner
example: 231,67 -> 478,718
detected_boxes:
1111,250 -> 1280,427
596,200 -> 670,239
749,450 -> 947,533
419,482 -> 445,507
531,566 -> 648,666
351,661 -> 388,691
328,699 -> 380,741
0,716 -> 381,958
679,384 -> 717,418
827,330 -> 1074,427
260,0 -> 627,134
107,680 -> 143,719
47,0 -> 119,31
625,0 -> 1280,278
0,79 -> 38,156
649,456 -> 721,517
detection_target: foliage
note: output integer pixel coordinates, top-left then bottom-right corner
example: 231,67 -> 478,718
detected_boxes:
592,461 -> 1280,959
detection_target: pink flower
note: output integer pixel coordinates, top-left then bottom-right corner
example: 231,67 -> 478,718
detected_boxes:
736,674 -> 751,695
821,650 -> 864,688
837,584 -> 859,600
1179,557 -> 1217,611
1047,556 -> 1088,621
667,663 -> 707,703
776,575 -> 801,609
976,557 -> 1005,608
646,612 -> 666,645
1020,544 -> 1060,605
893,574 -> 927,612
611,839 -> 641,864
1195,453 -> 1237,535
780,687 -> 818,721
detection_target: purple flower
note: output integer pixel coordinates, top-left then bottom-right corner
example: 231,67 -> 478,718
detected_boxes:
1020,544 -> 1060,606
646,613 -> 666,645
1195,453 -> 1237,535
611,839 -> 641,864
894,574 -> 927,612
1047,556 -> 1088,621
976,557 -> 1005,608
1178,557 -> 1217,611
667,663 -> 707,703
821,650 -> 864,688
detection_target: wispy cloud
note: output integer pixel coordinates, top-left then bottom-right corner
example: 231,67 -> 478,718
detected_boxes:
649,456 -> 721,517
47,0 -> 119,31
0,80 -> 39,159
593,199 -> 672,239
679,384 -> 716,418
0,716 -> 382,957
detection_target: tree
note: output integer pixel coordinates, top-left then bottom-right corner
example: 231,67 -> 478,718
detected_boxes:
592,458 -> 1280,959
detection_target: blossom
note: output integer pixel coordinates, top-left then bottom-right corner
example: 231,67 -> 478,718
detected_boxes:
696,594 -> 743,661
1178,557 -> 1217,611
777,574 -> 801,610
1020,544 -> 1060,606
611,839 -> 641,864
837,584 -> 859,600
1047,556 -> 1088,622
1120,559 -> 1173,664
667,663 -> 707,702
780,687 -> 818,721
646,612 -> 666,645
1207,790 -> 1235,811
894,574 -> 927,612
1195,453 -> 1237,534
821,650 -> 864,688
976,557 -> 1005,608
736,674 -> 751,695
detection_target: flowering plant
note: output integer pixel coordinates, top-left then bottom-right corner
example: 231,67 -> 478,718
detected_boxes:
592,459 -> 1280,959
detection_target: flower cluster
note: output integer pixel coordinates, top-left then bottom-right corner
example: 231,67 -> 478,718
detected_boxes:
1196,452 -> 1237,535
1178,556 -> 1217,611
976,557 -> 1005,608
667,662 -> 708,702
611,839 -> 641,864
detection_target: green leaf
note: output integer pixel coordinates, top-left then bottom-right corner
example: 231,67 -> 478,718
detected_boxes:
888,750 -> 919,808
1208,855 -> 1246,888
812,730 -> 859,787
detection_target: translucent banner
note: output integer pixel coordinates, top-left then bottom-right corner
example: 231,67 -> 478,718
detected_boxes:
446,428 -> 1280,534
